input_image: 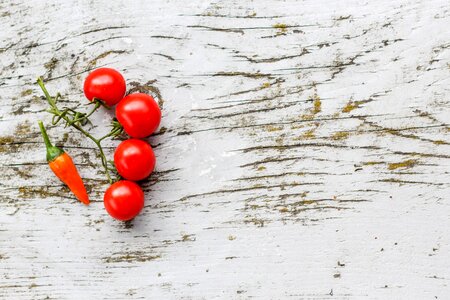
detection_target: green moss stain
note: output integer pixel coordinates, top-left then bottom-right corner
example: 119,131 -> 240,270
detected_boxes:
0,136 -> 14,153
273,23 -> 288,33
363,161 -> 384,166
18,186 -> 48,199
301,94 -> 322,120
244,217 -> 265,227
331,131 -> 349,140
265,125 -> 283,132
275,135 -> 285,145
20,89 -> 33,97
342,100 -> 365,113
0,136 -> 14,144
213,71 -> 270,79
312,95 -> 322,114
181,234 -> 196,242
388,159 -> 417,170
104,252 -> 161,263
301,200 -> 316,205
249,204 -> 262,210
14,121 -> 31,137
302,129 -> 316,139
301,114 -> 314,121
291,123 -> 305,130
279,207 -> 289,213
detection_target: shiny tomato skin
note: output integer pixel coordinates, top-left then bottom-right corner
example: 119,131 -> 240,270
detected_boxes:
83,68 -> 126,106
104,180 -> 144,221
114,139 -> 156,181
115,93 -> 161,138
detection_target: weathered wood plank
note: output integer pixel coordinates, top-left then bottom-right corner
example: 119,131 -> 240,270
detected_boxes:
0,0 -> 449,298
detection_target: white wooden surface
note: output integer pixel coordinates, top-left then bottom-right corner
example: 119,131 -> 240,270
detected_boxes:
0,0 -> 449,299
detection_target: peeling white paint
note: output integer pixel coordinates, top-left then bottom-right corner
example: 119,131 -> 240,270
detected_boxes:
0,0 -> 449,299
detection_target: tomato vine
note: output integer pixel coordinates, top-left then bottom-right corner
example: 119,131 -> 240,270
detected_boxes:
37,77 -> 122,183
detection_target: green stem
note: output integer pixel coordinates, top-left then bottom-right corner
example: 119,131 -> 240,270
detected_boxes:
98,127 -> 121,142
37,78 -> 56,107
37,77 -> 114,183
67,101 -> 101,126
38,120 -> 64,162
85,101 -> 102,118
38,120 -> 52,149
94,140 -> 112,183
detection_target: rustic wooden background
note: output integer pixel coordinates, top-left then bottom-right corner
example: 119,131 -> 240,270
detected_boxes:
1,0 -> 449,299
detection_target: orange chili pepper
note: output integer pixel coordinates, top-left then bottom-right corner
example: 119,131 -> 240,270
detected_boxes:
38,121 -> 90,205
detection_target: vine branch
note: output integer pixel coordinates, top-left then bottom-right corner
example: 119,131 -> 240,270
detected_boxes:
37,77 -> 122,183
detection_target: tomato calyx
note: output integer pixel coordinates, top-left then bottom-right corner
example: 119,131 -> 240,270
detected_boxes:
90,97 -> 112,109
110,118 -> 124,136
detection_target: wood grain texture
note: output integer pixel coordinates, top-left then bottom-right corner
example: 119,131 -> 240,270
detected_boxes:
0,0 -> 449,299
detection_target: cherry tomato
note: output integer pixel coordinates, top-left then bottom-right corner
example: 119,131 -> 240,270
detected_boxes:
104,180 -> 144,221
114,139 -> 156,181
115,93 -> 161,138
83,68 -> 126,106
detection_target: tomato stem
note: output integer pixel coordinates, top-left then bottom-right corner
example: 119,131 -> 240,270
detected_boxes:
66,100 -> 101,126
37,77 -> 116,184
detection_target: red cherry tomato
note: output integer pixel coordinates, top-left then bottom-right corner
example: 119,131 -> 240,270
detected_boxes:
114,139 -> 156,181
104,180 -> 144,221
115,93 -> 161,138
83,68 -> 126,106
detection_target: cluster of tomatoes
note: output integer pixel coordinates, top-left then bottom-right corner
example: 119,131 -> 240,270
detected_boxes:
84,68 -> 161,221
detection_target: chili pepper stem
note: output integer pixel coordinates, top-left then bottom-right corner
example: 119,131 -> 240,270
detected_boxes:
37,77 -> 114,184
38,120 -> 52,149
38,120 -> 65,162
